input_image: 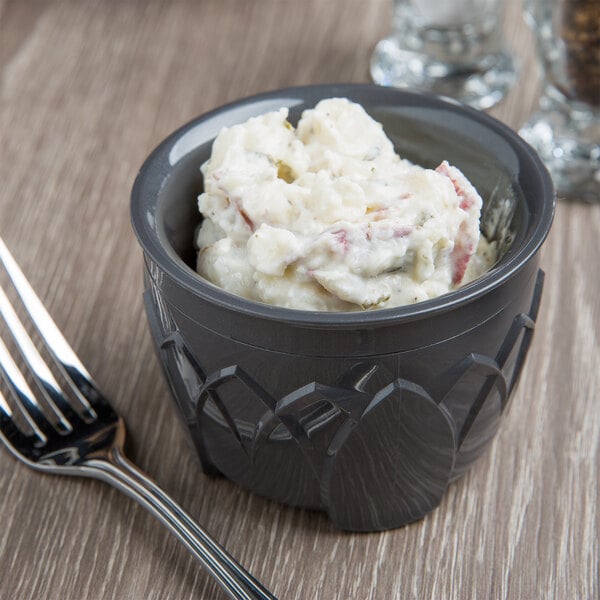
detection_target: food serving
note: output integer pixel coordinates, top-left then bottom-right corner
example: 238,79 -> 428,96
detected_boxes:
132,83 -> 554,531
195,97 -> 497,310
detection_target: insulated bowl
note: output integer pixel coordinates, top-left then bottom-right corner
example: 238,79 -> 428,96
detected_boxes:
131,84 -> 554,531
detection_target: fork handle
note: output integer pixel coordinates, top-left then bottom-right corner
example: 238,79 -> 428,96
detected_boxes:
84,448 -> 277,600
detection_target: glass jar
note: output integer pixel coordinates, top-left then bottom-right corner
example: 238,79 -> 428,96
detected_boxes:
370,0 -> 518,109
519,0 -> 600,201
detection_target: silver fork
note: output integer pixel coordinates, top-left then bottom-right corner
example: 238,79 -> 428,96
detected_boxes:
0,237 -> 277,600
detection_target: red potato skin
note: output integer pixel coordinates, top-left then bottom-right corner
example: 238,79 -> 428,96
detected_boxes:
450,229 -> 474,285
436,161 -> 475,211
435,161 -> 479,286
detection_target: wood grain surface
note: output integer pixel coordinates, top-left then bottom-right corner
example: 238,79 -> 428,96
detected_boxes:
0,1 -> 598,598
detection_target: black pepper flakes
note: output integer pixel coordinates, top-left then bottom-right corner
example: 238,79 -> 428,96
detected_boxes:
561,0 -> 600,106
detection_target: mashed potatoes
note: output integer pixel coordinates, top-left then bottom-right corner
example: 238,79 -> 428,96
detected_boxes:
196,98 -> 496,311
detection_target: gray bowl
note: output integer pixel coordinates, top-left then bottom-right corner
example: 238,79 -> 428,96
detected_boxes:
131,84 -> 554,531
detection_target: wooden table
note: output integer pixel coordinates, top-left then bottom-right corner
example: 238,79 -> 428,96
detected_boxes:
0,1 -> 597,598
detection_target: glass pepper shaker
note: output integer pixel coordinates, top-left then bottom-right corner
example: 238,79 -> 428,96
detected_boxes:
520,0 -> 600,201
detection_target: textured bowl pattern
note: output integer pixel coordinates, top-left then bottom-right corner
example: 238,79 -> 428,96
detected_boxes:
142,259 -> 543,531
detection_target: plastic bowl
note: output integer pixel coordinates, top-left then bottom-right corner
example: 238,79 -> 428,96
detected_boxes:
131,84 -> 554,531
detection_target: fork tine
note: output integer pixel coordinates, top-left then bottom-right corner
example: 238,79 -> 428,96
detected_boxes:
0,382 -> 13,420
0,335 -> 49,444
0,284 -> 74,433
0,238 -> 99,418
0,387 -> 35,463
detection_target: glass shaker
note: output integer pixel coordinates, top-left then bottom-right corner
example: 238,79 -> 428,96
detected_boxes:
371,0 -> 518,109
520,0 -> 599,201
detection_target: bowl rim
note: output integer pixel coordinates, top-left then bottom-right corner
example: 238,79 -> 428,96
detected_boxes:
131,83 -> 555,326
